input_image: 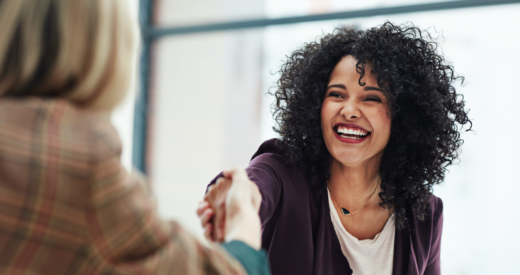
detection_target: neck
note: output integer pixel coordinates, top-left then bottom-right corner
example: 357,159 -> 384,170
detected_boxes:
328,154 -> 383,204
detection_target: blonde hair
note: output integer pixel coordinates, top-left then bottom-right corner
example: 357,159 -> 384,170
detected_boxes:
0,0 -> 137,110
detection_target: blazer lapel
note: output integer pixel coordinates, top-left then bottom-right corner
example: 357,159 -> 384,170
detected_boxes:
393,203 -> 421,275
392,222 -> 410,275
407,233 -> 420,275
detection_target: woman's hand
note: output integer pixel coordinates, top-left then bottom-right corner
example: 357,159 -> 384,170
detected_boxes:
200,177 -> 231,242
197,200 -> 216,241
197,167 -> 262,249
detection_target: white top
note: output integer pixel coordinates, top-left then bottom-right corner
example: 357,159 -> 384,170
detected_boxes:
327,189 -> 395,275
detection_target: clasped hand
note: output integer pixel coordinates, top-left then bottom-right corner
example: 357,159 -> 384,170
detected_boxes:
197,167 -> 262,250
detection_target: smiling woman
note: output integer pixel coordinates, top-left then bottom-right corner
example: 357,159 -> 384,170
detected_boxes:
200,22 -> 472,275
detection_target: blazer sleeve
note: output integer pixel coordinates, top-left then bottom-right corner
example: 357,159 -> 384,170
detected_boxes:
86,125 -> 247,275
246,153 -> 284,227
423,196 -> 444,275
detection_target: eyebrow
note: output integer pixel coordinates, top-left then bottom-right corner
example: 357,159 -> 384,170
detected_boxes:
326,84 -> 383,92
327,84 -> 346,90
364,86 -> 383,92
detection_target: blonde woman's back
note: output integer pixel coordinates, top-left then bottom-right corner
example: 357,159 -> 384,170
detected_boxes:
0,0 -> 268,274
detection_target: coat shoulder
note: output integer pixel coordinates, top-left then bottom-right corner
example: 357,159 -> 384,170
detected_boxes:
251,138 -> 287,160
429,194 -> 444,221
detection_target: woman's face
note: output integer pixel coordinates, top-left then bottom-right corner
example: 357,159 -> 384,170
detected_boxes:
321,55 -> 391,167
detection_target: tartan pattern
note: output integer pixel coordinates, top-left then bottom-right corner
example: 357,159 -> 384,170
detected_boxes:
0,98 -> 246,275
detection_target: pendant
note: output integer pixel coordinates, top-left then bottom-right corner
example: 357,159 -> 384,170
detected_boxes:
341,208 -> 351,215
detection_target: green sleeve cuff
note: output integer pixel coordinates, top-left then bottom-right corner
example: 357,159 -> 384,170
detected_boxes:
221,241 -> 271,275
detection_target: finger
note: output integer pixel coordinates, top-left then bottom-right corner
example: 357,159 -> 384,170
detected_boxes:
219,178 -> 233,190
204,223 -> 214,241
216,177 -> 225,186
218,215 -> 226,242
200,208 -> 214,227
196,201 -> 209,216
204,184 -> 216,202
207,184 -> 215,193
215,198 -> 227,241
217,220 -> 226,243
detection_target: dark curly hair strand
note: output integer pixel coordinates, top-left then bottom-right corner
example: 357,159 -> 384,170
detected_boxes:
272,22 -> 472,229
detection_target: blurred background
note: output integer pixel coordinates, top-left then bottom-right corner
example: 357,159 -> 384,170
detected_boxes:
115,0 -> 520,274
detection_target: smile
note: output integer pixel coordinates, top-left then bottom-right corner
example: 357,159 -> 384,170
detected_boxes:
333,124 -> 371,144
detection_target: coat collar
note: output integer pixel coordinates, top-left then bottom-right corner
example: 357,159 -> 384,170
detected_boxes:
393,221 -> 413,274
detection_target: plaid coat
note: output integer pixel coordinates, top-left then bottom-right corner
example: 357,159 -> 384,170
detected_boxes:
0,98 -> 246,275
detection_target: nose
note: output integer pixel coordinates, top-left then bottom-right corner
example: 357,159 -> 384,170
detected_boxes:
340,101 -> 361,120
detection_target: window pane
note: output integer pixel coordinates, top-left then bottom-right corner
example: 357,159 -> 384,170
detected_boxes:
151,30 -> 264,236
156,0 -> 264,27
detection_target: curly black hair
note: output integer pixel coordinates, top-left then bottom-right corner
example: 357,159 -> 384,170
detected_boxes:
272,22 -> 472,229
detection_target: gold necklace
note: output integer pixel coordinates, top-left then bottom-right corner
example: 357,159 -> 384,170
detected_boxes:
328,178 -> 380,216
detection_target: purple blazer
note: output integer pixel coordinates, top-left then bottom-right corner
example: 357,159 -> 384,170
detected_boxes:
210,139 -> 443,275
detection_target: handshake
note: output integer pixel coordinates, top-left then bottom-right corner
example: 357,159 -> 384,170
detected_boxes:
197,167 -> 263,250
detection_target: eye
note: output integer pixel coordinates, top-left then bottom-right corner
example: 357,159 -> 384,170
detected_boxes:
328,92 -> 344,98
365,96 -> 382,103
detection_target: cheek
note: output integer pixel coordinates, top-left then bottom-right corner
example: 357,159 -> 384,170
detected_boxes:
320,102 -> 333,131
373,108 -> 392,141
382,118 -> 392,140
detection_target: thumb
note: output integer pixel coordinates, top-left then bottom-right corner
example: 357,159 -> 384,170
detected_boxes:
224,167 -> 253,211
224,166 -> 260,212
222,166 -> 249,181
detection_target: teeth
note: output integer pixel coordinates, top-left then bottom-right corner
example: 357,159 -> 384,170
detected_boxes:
337,126 -> 368,136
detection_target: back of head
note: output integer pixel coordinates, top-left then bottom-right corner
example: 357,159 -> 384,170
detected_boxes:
0,0 -> 137,110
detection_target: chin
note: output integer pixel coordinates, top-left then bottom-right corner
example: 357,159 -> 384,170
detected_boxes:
332,151 -> 365,165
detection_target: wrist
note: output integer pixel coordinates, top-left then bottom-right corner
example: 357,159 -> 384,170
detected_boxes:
225,209 -> 261,250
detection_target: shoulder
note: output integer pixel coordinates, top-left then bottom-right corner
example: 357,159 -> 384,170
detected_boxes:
247,140 -> 312,199
250,138 -> 287,160
56,99 -> 122,162
406,194 -> 444,231
429,194 -> 443,221
248,139 -> 299,179
250,139 -> 291,164
408,194 -> 443,238
0,98 -> 121,162
56,99 -> 122,161
83,111 -> 122,160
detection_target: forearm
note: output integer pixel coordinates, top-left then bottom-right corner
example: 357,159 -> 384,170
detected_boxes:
224,200 -> 262,250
